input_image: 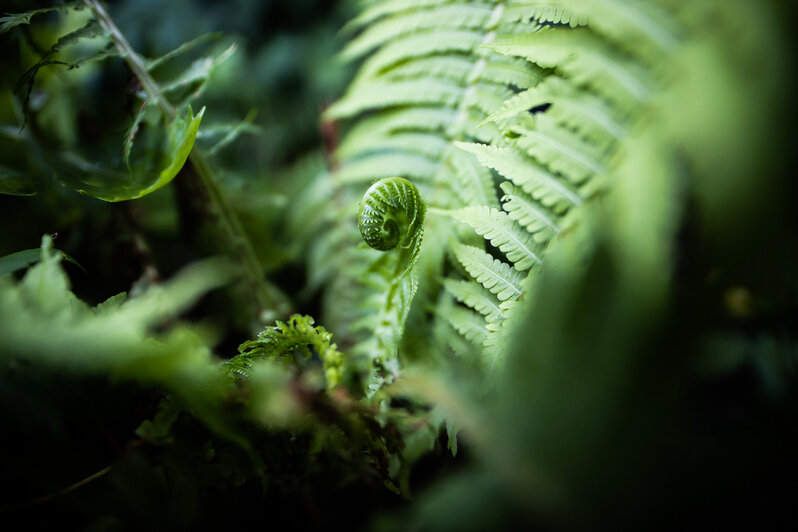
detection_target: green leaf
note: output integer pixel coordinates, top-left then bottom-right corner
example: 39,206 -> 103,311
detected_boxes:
455,142 -> 583,212
0,237 -> 240,444
445,144 -> 499,209
485,28 -> 652,109
384,55 -> 477,84
499,182 -> 560,244
351,269 -> 419,394
465,84 -> 515,118
159,43 -> 237,105
225,314 -> 344,388
484,76 -> 625,151
122,101 -> 152,165
146,32 -> 224,71
546,0 -> 679,62
0,249 -> 42,276
501,4 -> 587,28
334,152 -> 439,184
0,2 -> 81,34
341,4 -> 492,62
14,20 -> 109,123
355,29 -> 483,81
336,107 -> 457,154
0,165 -> 36,196
512,114 -> 606,185
443,278 -> 504,323
443,304 -> 489,345
446,416 -> 460,457
478,57 -> 545,90
0,246 -> 85,277
325,78 -> 463,119
451,242 -> 524,301
452,205 -> 543,271
55,106 -> 204,202
336,132 -> 449,162
135,397 -> 182,445
340,0 -> 456,35
195,109 -> 262,157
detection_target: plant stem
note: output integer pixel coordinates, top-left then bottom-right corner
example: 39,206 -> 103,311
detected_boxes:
84,0 -> 290,322
0,463 -> 117,512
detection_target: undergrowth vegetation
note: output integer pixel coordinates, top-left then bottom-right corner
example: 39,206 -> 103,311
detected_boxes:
1,0 -> 797,529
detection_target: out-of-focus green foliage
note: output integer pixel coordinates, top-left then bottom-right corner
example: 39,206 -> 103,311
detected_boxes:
1,0 -> 797,529
0,243 -> 83,275
0,235 -> 232,405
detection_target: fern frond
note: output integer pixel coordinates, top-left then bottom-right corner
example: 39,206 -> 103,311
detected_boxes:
485,27 -> 652,108
335,153 -> 439,184
483,76 -> 625,146
0,2 -> 81,34
355,30 -> 484,80
444,304 -> 490,345
341,4 -> 494,62
320,0 -> 569,391
358,176 -> 426,277
452,206 -> 542,271
499,181 -> 560,244
550,0 -> 679,61
350,270 -> 419,393
443,278 -> 504,323
159,43 -> 238,105
483,79 -> 555,125
146,32 -> 224,70
224,315 -> 344,387
337,132 -> 450,161
465,84 -> 516,117
462,112 -> 506,146
341,0 -> 458,35
501,3 -> 588,28
307,219 -> 361,290
435,309 -> 480,358
195,110 -> 261,157
340,177 -> 429,393
451,242 -> 524,302
385,55 -> 476,83
476,56 -> 545,89
455,142 -> 583,211
481,297 -> 522,372
14,20 -> 110,118
445,146 -> 499,209
325,78 -> 463,119
512,114 -> 606,184
337,108 -> 457,154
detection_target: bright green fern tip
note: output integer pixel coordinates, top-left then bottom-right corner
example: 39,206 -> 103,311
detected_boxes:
225,314 -> 344,389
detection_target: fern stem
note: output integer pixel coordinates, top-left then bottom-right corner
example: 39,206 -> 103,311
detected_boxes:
84,0 -> 173,118
84,0 -> 290,321
0,462 -> 117,512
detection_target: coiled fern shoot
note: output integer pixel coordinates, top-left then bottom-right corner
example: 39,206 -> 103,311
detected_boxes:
314,0 -> 789,391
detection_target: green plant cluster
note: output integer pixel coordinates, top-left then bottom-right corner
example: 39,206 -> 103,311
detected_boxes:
1,0 -> 797,530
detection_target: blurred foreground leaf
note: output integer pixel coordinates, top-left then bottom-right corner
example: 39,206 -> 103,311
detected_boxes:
0,165 -> 36,196
0,235 -> 232,411
0,246 -> 84,276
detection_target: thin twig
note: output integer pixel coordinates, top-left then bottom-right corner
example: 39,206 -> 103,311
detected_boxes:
0,463 -> 117,513
84,0 -> 291,322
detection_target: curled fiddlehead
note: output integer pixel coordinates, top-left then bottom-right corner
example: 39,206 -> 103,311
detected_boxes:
358,177 -> 426,277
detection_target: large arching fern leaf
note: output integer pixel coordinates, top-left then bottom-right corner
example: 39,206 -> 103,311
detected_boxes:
313,0 -> 767,405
